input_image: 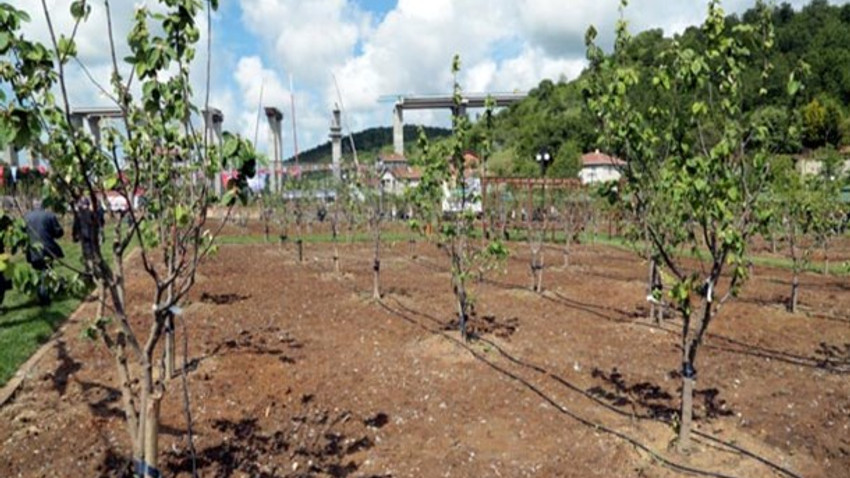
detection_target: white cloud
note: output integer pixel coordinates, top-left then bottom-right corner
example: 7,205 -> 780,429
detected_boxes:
9,0 -> 850,158
239,0 -> 369,87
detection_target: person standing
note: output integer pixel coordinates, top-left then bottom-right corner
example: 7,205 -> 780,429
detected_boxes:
72,197 -> 101,261
25,201 -> 64,305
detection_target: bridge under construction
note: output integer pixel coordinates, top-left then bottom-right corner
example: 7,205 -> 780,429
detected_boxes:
390,93 -> 526,155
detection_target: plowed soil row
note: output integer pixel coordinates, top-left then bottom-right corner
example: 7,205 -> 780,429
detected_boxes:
1,238 -> 848,477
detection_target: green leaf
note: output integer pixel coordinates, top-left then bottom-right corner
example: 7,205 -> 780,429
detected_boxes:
103,174 -> 119,191
175,204 -> 190,227
219,189 -> 237,207
70,0 -> 91,21
0,32 -> 11,53
222,135 -> 239,159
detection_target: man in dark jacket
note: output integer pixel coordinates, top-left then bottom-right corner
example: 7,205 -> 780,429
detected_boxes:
72,198 -> 100,258
25,202 -> 64,304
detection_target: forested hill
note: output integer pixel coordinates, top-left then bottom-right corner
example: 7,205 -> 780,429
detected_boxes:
486,0 -> 850,178
285,125 -> 451,164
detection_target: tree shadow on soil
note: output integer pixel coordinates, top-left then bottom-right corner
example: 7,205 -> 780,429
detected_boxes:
47,339 -> 81,396
96,442 -> 134,477
378,298 -> 803,478
164,408 -> 391,478
443,311 -> 519,340
705,334 -> 850,375
77,380 -> 124,420
586,367 -> 734,423
187,326 -> 303,373
199,292 -> 252,305
539,289 -> 850,375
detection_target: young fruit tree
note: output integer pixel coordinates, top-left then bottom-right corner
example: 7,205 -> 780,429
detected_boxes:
409,55 -> 508,341
0,0 -> 256,474
367,163 -> 385,299
768,157 -> 842,313
584,0 -> 795,451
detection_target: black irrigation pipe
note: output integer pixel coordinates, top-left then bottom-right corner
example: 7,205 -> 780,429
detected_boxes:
299,249 -> 805,478
388,298 -> 803,478
375,300 -> 747,478
408,250 -> 847,374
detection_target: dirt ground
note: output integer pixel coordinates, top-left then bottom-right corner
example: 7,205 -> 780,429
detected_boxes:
0,233 -> 848,477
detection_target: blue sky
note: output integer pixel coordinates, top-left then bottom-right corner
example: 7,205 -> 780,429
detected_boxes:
11,0 -> 848,163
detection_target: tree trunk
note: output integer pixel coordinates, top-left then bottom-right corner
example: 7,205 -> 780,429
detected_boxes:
823,241 -> 830,275
536,254 -> 544,293
452,238 -> 469,342
647,258 -> 656,321
372,259 -> 380,300
677,295 -> 711,453
263,207 -> 270,243
530,248 -> 543,293
646,258 -> 665,323
114,336 -> 141,462
140,396 -> 161,477
372,221 -> 381,300
678,371 -> 695,452
333,244 -> 340,274
790,273 -> 799,313
457,281 -> 468,341
297,239 -> 303,263
165,315 -> 175,379
788,234 -> 799,313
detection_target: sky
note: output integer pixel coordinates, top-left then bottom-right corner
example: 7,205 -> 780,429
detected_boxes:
9,0 -> 847,163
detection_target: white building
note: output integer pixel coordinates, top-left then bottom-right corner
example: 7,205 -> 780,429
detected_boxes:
378,153 -> 422,195
579,150 -> 626,184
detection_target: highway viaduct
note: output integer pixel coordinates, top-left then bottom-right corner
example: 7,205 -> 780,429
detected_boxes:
390,93 -> 526,155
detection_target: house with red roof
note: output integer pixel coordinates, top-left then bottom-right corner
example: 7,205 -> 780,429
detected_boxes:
377,152 -> 422,195
579,150 -> 626,184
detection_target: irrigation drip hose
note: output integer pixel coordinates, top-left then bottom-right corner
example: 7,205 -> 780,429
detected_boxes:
375,297 -> 803,478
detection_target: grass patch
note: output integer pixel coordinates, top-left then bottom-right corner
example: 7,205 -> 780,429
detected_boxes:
0,226 -> 119,386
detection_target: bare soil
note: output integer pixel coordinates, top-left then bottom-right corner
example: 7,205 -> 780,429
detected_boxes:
1,235 -> 849,477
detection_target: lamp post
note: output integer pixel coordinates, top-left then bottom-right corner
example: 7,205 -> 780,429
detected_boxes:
535,149 -> 552,177
530,148 -> 552,293
535,148 -> 552,220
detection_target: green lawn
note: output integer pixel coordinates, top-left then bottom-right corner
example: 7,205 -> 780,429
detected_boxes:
0,230 -> 112,386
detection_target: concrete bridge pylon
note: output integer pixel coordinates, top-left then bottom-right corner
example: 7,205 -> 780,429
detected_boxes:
390,93 -> 526,156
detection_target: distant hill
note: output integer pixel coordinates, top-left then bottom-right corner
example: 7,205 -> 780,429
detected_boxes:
481,0 -> 850,179
285,125 -> 451,164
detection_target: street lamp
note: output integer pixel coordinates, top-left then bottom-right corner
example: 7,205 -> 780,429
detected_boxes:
535,148 -> 552,177
535,148 -> 553,221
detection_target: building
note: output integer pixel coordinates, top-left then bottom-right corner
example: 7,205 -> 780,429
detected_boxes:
794,158 -> 850,177
377,152 -> 422,195
578,150 -> 626,184
442,152 -> 483,215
